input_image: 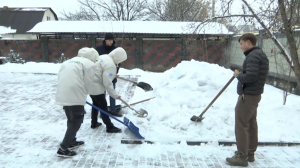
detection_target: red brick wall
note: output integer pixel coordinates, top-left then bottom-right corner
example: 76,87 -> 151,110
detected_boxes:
187,40 -> 226,66
0,40 -> 43,61
0,38 -> 227,72
48,39 -> 90,62
143,40 -> 182,71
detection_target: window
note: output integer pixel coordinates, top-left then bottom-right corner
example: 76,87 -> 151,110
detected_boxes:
47,16 -> 50,21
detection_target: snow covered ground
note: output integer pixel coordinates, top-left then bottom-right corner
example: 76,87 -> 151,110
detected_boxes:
0,60 -> 299,168
1,60 -> 299,142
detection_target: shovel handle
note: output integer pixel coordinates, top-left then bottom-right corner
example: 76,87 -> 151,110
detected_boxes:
86,101 -> 124,125
119,98 -> 140,115
197,76 -> 235,118
117,76 -> 138,85
121,97 -> 155,108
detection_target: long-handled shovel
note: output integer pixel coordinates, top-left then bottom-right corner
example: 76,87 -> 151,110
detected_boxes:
109,97 -> 155,114
119,98 -> 149,118
117,76 -> 153,92
86,101 -> 145,139
121,97 -> 155,108
190,76 -> 235,122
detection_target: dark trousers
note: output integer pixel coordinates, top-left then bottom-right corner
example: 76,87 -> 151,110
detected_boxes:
60,105 -> 85,150
235,94 -> 261,156
109,83 -> 116,111
90,94 -> 114,128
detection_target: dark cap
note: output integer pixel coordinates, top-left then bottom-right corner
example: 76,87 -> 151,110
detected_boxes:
104,33 -> 114,40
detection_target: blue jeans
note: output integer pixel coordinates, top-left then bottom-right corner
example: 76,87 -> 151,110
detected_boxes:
109,82 -> 116,112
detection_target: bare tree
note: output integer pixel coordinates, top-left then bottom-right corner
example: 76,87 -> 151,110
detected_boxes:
60,0 -> 148,21
95,0 -> 148,20
60,0 -> 102,20
203,0 -> 300,102
147,0 -> 211,21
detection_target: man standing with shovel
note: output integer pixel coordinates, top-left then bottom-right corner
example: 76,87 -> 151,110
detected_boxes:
89,47 -> 127,133
95,33 -> 121,117
226,33 -> 269,167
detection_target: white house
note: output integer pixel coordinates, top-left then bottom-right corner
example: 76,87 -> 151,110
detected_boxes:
0,6 -> 58,39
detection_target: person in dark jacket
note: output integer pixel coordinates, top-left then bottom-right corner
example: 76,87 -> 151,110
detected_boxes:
91,33 -> 121,129
226,33 -> 269,167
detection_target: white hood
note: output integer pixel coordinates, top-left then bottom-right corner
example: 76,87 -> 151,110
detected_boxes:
77,47 -> 99,63
109,47 -> 127,65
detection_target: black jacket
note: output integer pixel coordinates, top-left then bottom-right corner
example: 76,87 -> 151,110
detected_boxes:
236,47 -> 269,95
95,41 -> 120,83
95,40 -> 116,55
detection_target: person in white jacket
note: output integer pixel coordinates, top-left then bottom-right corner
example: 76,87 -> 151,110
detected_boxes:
89,47 -> 127,133
56,47 -> 98,157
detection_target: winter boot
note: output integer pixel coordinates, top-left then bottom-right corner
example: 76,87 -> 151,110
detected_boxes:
57,148 -> 77,157
106,126 -> 122,133
226,152 -> 248,167
69,141 -> 85,149
234,151 -> 255,162
91,122 -> 102,129
248,154 -> 255,162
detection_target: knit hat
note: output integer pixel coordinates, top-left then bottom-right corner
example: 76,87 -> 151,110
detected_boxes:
104,33 -> 114,40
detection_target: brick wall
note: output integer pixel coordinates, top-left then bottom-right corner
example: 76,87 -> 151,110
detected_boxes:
0,40 -> 43,61
48,39 -> 90,62
0,38 -> 228,72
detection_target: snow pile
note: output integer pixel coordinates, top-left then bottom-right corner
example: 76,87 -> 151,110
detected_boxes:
0,60 -> 299,142
121,60 -> 300,142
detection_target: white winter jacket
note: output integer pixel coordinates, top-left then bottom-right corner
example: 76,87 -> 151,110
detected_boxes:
55,47 -> 99,106
89,47 -> 127,98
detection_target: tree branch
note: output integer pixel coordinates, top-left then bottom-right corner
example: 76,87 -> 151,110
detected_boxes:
241,0 -> 293,68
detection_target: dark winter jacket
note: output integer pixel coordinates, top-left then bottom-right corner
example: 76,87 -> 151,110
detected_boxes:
95,40 -> 120,83
236,47 -> 269,95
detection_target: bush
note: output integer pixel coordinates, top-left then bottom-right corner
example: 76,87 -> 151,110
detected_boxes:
5,49 -> 25,64
55,53 -> 69,63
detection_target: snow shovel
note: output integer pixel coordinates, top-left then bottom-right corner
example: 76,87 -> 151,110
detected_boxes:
109,97 -> 156,113
119,98 -> 148,118
121,97 -> 155,108
190,76 -> 235,122
117,76 -> 153,92
86,101 -> 144,139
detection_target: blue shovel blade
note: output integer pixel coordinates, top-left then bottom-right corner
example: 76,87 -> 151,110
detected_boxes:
86,101 -> 144,139
124,117 -> 144,139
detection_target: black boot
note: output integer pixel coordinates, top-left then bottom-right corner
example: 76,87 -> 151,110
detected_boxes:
57,148 -> 77,157
106,126 -> 122,133
69,141 -> 85,149
91,122 -> 102,129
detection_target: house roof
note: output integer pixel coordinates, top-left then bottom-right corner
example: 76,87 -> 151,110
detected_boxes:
0,7 -> 58,34
28,21 -> 232,35
0,26 -> 17,34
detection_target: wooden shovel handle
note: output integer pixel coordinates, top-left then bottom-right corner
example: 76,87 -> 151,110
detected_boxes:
117,76 -> 138,84
198,76 -> 235,118
121,97 -> 155,108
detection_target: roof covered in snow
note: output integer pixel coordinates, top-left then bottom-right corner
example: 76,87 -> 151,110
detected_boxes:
27,21 -> 232,35
0,26 -> 17,34
0,7 -> 58,33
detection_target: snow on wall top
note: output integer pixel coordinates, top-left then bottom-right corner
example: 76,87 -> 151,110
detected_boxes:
27,21 -> 232,35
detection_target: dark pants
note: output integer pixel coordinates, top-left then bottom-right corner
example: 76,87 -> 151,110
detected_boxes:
109,82 -> 116,112
90,94 -> 114,128
60,105 -> 85,150
235,94 -> 261,157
